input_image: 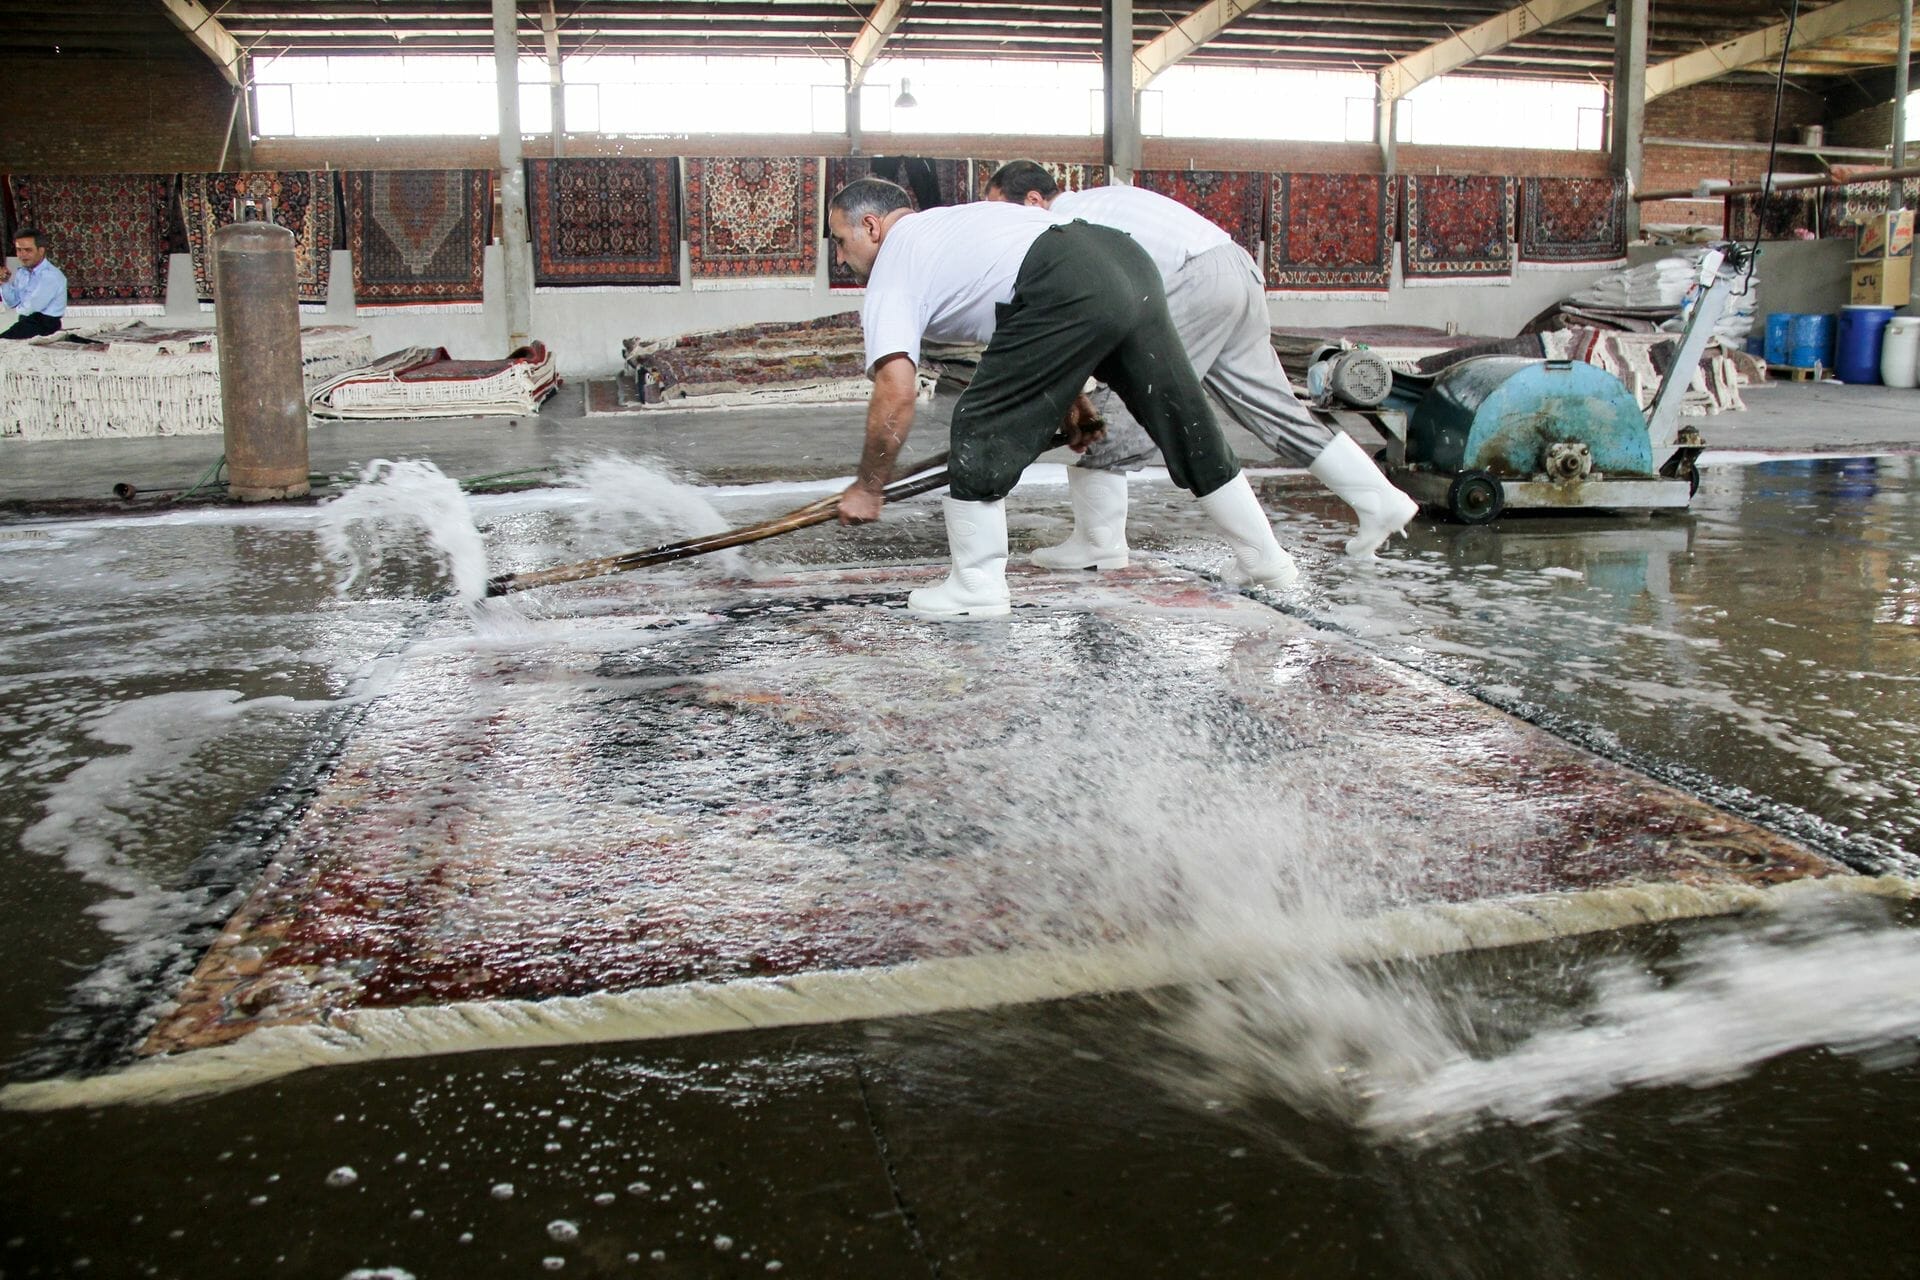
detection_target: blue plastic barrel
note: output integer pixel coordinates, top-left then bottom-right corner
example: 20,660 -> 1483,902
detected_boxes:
1764,312 -> 1791,365
1786,313 -> 1834,370
1837,304 -> 1897,384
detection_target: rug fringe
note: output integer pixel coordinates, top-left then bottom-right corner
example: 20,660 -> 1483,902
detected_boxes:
690,278 -> 817,292
533,284 -> 682,294
8,873 -> 1909,1112
354,303 -> 485,315
1403,275 -> 1514,288
65,304 -> 167,317
1265,290 -> 1391,302
1519,258 -> 1629,272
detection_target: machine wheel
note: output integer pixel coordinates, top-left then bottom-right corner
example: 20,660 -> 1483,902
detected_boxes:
1446,471 -> 1506,525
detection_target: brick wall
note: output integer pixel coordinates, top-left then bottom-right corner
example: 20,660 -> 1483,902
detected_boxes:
1639,83 -> 1826,226
1829,100 -> 1899,151
0,52 -> 245,173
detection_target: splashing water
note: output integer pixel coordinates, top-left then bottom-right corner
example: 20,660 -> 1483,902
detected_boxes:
318,458 -> 488,602
1361,903 -> 1920,1140
560,454 -> 749,579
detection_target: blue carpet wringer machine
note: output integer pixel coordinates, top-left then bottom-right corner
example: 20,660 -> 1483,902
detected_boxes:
1301,245 -> 1746,523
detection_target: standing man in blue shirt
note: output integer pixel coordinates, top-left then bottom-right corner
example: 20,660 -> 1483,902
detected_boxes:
0,229 -> 68,340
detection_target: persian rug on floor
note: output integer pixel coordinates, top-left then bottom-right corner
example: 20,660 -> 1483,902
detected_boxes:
824,156 -> 970,289
1516,177 -> 1626,269
0,322 -> 370,439
622,312 -> 967,408
525,157 -> 680,290
1135,170 -> 1267,260
308,341 -> 559,419
1401,174 -> 1515,286
5,174 -> 172,314
684,157 -> 818,288
1265,173 -> 1396,299
182,171 -> 336,310
1724,187 -> 1819,241
11,560 -> 1884,1109
972,160 -> 1107,197
342,170 -> 493,313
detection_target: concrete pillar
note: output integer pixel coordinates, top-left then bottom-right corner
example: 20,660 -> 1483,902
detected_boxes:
541,0 -> 566,158
213,222 -> 308,502
847,58 -> 864,158
1896,0 -> 1912,168
1377,85 -> 1398,178
1103,0 -> 1141,181
495,0 -> 532,349
1611,0 -> 1649,242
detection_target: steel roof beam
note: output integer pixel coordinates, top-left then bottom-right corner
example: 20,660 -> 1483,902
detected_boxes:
1378,0 -> 1605,102
157,0 -> 245,84
1132,0 -> 1270,90
1645,0 -> 1902,99
848,0 -> 912,89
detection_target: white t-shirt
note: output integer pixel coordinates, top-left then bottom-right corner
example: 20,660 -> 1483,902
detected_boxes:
1051,185 -> 1232,280
860,202 -> 1056,374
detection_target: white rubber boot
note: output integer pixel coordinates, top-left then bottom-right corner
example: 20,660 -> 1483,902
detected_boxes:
907,498 -> 1012,620
1308,431 -> 1420,559
1031,468 -> 1130,571
1196,473 -> 1300,589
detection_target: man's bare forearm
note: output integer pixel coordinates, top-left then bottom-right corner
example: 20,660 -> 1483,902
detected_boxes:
855,357 -> 920,492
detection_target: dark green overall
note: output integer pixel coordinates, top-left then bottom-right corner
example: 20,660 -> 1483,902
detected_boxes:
945,220 -> 1240,504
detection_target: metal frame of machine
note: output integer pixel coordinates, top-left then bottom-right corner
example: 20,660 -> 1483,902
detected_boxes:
1301,247 -> 1742,524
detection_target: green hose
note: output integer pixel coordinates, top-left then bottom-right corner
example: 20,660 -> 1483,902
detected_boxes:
169,457 -> 555,500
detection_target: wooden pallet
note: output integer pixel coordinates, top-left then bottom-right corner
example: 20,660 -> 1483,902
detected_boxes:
1768,362 -> 1825,381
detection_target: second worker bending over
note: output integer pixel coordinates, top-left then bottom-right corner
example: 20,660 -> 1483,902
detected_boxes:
986,161 -> 1418,567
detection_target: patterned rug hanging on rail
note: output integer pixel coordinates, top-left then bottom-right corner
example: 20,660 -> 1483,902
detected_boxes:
182,171 -> 337,310
824,156 -> 971,289
1401,174 -> 1515,286
1265,172 -> 1396,299
684,157 -> 818,289
5,174 -> 173,314
1818,177 -> 1920,238
1723,186 -> 1820,242
1516,177 -> 1627,270
971,160 -> 1106,198
1134,170 -> 1267,261
525,157 -> 680,290
342,169 -> 493,314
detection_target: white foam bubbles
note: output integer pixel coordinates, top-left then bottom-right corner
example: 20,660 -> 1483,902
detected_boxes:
318,458 -> 488,603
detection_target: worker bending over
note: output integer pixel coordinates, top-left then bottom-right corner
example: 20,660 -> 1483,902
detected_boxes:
986,161 -> 1417,564
827,176 -> 1297,620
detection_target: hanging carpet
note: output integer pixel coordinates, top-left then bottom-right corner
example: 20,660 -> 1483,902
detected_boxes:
182,171 -> 336,310
342,170 -> 493,313
972,159 -> 1106,198
1724,187 -> 1820,241
684,157 -> 818,288
5,174 -> 172,314
1265,172 -> 1396,298
1516,177 -> 1627,269
1135,169 -> 1267,261
1401,174 -> 1515,286
525,157 -> 680,290
824,156 -> 970,289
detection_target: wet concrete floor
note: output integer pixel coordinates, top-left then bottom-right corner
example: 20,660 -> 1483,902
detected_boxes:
0,388 -> 1917,1277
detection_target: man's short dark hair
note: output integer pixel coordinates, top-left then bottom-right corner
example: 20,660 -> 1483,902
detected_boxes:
829,178 -> 913,223
12,228 -> 47,250
987,161 -> 1058,203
